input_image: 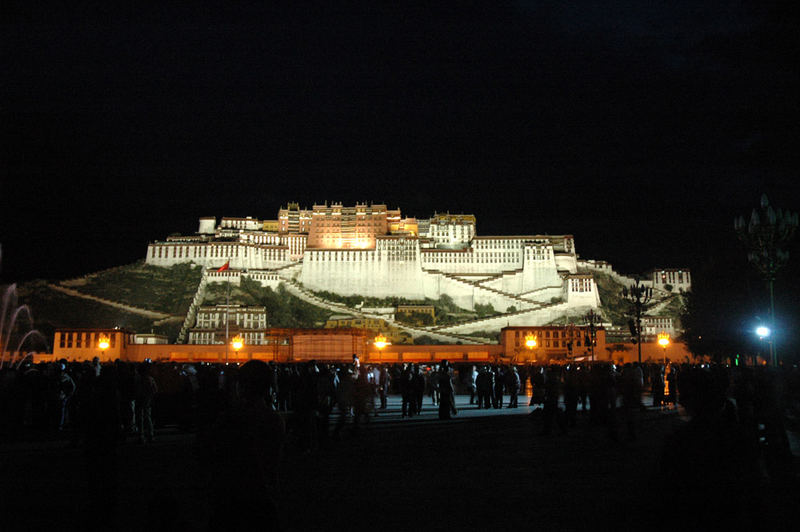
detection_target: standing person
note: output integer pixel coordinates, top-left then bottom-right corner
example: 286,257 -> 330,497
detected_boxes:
351,365 -> 374,434
620,363 -> 642,441
55,360 -> 76,432
541,366 -> 566,435
506,366 -> 521,408
469,365 -> 478,404
400,364 -> 415,417
333,366 -> 354,439
529,366 -> 545,409
666,365 -> 678,405
413,364 -> 425,414
136,362 -> 158,444
563,365 -> 579,427
493,366 -> 505,409
477,366 -> 494,409
294,362 -> 319,454
378,366 -> 389,410
437,361 -> 457,419
652,365 -> 665,408
430,364 -> 440,406
201,360 -> 285,531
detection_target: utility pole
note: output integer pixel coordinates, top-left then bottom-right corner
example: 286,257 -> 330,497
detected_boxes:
583,310 -> 600,363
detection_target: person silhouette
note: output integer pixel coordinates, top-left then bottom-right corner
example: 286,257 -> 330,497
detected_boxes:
200,360 -> 285,531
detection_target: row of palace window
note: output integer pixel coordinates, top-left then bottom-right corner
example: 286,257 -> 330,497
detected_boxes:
60,332 -> 116,349
570,279 -> 592,292
474,240 -> 526,249
658,271 -> 688,284
153,244 -> 290,261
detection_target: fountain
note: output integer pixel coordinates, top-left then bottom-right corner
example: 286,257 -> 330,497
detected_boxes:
0,246 -> 49,369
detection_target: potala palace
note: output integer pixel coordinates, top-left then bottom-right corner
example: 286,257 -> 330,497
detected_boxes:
145,203 -> 691,337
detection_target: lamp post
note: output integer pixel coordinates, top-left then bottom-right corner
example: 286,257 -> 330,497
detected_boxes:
657,332 -> 670,366
622,279 -> 653,364
756,326 -> 771,366
583,310 -> 600,363
373,333 -> 389,360
735,194 -> 798,367
98,334 -> 110,361
525,333 -> 538,363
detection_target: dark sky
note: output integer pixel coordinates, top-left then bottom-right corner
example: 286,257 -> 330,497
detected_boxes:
3,2 -> 799,283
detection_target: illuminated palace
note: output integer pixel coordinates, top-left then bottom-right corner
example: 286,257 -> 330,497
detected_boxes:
145,202 -> 690,329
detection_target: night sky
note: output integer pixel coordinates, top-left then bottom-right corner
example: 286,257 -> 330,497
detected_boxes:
3,2 -> 799,283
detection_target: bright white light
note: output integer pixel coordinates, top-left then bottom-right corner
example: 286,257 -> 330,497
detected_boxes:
756,326 -> 771,338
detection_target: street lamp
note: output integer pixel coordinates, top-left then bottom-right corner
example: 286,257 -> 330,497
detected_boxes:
756,326 -> 771,366
735,194 -> 798,366
622,279 -> 653,364
657,332 -> 670,365
583,309 -> 600,363
524,333 -> 538,363
98,334 -> 110,360
231,335 -> 244,361
373,333 -> 390,360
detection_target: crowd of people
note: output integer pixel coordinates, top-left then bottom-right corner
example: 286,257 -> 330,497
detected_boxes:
1,356 -> 797,453
0,356 -> 798,529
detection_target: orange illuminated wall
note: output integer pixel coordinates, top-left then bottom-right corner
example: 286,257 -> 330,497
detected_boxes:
53,328 -> 133,362
307,203 -> 393,249
499,326 -> 607,362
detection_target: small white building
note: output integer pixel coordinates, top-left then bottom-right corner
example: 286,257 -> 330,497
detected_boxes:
132,333 -> 169,345
650,268 -> 691,292
188,304 -> 269,345
642,316 -> 677,338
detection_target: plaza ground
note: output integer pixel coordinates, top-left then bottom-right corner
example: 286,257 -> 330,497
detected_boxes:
2,394 -> 799,531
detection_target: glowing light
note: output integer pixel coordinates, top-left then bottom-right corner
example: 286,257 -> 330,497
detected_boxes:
524,333 -> 537,348
657,332 -> 670,347
374,334 -> 389,350
231,335 -> 244,351
756,326 -> 770,338
98,335 -> 110,351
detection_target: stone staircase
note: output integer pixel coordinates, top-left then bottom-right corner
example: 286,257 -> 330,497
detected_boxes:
434,270 -> 540,309
176,274 -> 210,344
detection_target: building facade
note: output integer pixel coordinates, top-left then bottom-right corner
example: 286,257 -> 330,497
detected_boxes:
145,203 -> 615,314
188,305 -> 268,346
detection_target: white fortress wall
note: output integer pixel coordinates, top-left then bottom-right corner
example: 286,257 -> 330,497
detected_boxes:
300,239 -> 426,299
146,242 -> 291,270
204,270 -> 281,289
554,253 -> 578,274
521,244 -> 564,293
566,276 -> 601,307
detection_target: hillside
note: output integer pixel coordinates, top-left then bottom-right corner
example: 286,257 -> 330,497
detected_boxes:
62,261 -> 203,315
203,277 -> 333,328
14,261 -> 686,348
17,262 -> 203,344
16,281 -> 183,345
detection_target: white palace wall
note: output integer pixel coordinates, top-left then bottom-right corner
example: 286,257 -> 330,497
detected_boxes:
145,222 -> 604,314
300,242 -> 427,300
146,242 -> 291,270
